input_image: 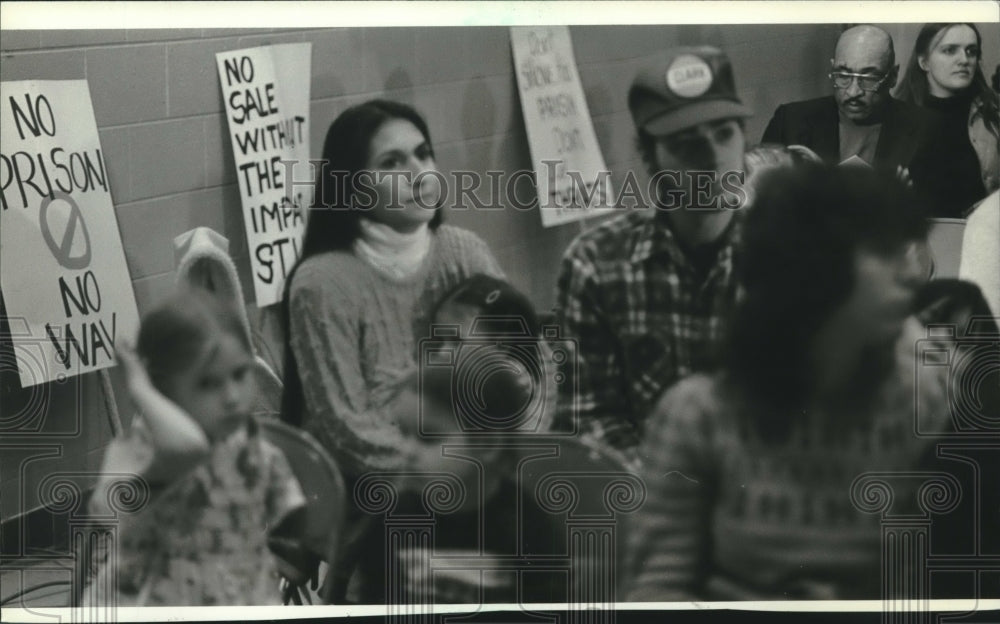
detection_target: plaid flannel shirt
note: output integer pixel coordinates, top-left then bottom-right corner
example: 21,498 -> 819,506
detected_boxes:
553,208 -> 743,453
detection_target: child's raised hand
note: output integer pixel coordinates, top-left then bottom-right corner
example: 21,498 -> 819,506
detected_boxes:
115,339 -> 209,460
116,339 -> 153,390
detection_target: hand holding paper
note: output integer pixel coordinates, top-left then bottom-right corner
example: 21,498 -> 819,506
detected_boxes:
895,165 -> 913,188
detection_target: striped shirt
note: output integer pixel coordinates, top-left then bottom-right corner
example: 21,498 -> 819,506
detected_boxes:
623,317 -> 954,600
553,208 -> 742,454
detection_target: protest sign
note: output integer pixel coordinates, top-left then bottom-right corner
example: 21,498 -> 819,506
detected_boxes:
216,43 -> 311,307
510,26 -> 615,228
1,80 -> 140,388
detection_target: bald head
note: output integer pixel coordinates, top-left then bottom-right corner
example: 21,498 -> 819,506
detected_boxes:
830,25 -> 898,123
834,25 -> 895,69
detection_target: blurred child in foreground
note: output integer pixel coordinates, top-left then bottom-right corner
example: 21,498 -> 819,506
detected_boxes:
87,289 -> 305,606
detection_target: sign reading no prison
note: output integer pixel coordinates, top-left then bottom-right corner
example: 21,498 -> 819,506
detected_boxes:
216,43 -> 312,307
510,27 -> 615,228
0,80 -> 140,388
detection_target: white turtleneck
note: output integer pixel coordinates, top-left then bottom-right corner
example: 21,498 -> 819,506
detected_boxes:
353,217 -> 432,280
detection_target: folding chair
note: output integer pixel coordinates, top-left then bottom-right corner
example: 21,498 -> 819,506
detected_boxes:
352,434 -> 643,607
259,419 -> 346,605
514,435 -> 644,605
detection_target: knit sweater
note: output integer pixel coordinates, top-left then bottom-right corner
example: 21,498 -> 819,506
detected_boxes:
287,225 -> 503,482
624,316 -> 953,601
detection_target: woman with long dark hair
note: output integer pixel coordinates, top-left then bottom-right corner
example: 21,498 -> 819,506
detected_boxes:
283,98 -> 501,465
279,100 -> 503,600
897,23 -> 1000,215
623,165 -> 967,600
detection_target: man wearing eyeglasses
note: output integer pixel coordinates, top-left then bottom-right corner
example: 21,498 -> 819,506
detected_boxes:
762,25 -> 932,173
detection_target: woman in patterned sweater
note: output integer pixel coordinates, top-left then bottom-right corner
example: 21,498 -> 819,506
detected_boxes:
624,165 -> 975,600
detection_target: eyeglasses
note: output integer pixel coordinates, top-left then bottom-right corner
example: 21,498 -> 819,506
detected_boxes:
828,71 -> 889,92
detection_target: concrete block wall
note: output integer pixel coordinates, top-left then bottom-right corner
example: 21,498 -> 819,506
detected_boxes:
1,23 -> 866,528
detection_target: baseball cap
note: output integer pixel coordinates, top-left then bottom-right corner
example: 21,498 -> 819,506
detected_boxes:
629,46 -> 752,137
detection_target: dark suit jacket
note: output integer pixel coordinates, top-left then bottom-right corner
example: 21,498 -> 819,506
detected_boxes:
761,95 -> 932,172
761,95 -> 979,217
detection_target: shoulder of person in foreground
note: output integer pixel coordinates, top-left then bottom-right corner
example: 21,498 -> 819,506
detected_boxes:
623,373 -> 723,602
642,373 -> 725,458
959,191 -> 1000,316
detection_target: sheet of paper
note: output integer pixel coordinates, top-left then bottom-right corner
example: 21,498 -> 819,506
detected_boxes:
510,27 -> 615,228
1,80 -> 140,387
216,43 -> 312,307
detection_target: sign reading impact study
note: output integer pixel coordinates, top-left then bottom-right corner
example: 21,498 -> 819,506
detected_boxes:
216,43 -> 312,307
510,27 -> 615,227
0,80 -> 140,388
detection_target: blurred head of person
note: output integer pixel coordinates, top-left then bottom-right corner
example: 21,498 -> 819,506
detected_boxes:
726,164 -> 931,440
629,46 -> 752,240
830,25 -> 898,124
422,274 -> 542,438
744,143 -> 823,206
138,288 -> 255,441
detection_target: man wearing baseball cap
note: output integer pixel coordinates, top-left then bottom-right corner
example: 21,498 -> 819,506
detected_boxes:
554,46 -> 750,460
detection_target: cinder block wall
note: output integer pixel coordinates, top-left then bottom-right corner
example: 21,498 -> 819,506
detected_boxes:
1,24 -> 856,528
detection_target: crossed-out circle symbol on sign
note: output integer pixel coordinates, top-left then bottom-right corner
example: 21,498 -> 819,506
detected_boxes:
40,191 -> 92,270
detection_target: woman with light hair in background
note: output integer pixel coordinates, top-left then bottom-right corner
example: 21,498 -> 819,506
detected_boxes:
897,23 -> 1000,216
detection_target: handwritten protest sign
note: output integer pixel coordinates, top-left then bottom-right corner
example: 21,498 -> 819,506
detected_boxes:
216,43 -> 311,307
511,27 -> 615,228
1,80 -> 140,388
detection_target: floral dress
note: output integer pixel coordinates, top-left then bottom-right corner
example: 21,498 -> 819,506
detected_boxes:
87,416 -> 305,606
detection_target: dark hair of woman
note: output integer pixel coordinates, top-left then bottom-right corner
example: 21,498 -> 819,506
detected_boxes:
895,23 -> 1000,138
280,99 -> 443,426
724,164 -> 930,443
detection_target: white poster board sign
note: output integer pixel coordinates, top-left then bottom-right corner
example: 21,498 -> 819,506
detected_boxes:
510,26 -> 615,228
216,43 -> 311,307
0,80 -> 140,388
